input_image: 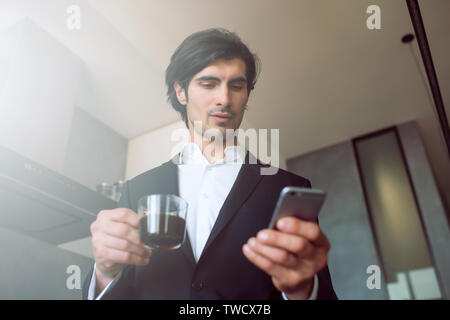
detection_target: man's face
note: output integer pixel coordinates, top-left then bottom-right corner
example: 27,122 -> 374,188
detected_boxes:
175,58 -> 249,140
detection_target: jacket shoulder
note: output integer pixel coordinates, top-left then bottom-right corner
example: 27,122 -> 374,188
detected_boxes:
118,160 -> 176,210
127,162 -> 167,185
276,167 -> 312,188
256,159 -> 312,188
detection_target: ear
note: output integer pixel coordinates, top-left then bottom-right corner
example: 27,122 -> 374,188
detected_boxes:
174,81 -> 187,105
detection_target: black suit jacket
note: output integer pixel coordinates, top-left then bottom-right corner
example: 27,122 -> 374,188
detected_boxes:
82,153 -> 337,300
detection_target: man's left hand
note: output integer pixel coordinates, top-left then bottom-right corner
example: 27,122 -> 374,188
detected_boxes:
242,216 -> 330,300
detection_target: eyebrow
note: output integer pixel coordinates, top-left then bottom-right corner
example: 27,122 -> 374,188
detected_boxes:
194,76 -> 247,84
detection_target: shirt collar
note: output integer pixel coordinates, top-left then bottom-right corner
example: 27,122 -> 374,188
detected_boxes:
179,142 -> 245,165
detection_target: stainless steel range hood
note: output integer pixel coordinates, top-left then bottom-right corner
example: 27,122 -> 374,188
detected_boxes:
0,145 -> 118,245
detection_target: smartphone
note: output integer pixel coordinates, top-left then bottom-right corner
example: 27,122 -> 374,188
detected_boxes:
268,186 -> 326,229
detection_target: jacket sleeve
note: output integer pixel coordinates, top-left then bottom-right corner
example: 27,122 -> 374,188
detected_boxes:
299,177 -> 338,300
82,181 -> 137,300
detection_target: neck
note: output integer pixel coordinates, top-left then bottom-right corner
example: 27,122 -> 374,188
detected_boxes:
190,130 -> 238,164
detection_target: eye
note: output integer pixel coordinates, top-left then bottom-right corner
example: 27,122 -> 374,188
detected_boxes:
231,85 -> 244,91
200,82 -> 215,89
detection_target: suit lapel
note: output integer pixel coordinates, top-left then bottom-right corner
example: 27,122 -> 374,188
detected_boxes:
161,152 -> 264,267
160,156 -> 196,267
199,152 -> 263,261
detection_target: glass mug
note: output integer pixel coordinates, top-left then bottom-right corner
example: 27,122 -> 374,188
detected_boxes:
138,194 -> 188,250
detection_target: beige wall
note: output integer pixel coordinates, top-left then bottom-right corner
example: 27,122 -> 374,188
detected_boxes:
125,120 -> 186,180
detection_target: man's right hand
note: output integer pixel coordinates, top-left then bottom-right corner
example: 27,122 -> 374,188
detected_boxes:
90,208 -> 151,294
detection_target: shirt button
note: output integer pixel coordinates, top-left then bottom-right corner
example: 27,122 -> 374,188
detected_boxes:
203,193 -> 209,199
191,280 -> 205,290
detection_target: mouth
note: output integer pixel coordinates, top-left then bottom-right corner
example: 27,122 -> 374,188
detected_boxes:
210,112 -> 233,124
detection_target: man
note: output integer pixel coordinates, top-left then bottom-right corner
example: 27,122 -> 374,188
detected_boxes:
83,28 -> 337,300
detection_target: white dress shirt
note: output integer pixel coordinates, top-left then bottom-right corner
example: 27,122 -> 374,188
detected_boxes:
178,142 -> 245,261
88,142 -> 317,299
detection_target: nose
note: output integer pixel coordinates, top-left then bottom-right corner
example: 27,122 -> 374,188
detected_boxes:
215,84 -> 231,107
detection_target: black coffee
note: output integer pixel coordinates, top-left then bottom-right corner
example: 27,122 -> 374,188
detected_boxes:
139,214 -> 186,250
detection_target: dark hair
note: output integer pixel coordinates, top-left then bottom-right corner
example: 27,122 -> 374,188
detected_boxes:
165,28 -> 260,127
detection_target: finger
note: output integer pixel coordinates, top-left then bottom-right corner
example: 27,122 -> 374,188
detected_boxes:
95,233 -> 151,259
242,243 -> 287,279
243,243 -> 319,294
98,219 -> 142,246
246,237 -> 298,268
256,230 -> 314,257
276,217 -> 330,249
98,208 -> 141,228
242,244 -> 319,294
97,245 -> 150,266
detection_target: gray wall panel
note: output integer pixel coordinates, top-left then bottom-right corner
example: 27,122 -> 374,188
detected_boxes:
398,121 -> 450,298
63,106 -> 128,192
287,120 -> 450,299
287,141 -> 388,299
